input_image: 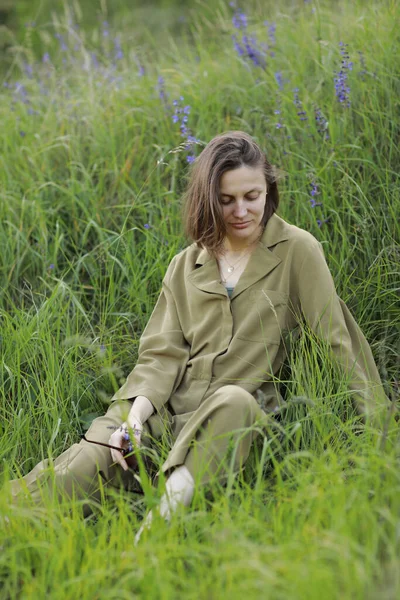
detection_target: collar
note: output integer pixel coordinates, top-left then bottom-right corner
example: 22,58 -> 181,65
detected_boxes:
194,213 -> 291,266
189,213 -> 291,299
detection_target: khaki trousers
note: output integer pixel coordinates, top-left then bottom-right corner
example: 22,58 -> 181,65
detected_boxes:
10,386 -> 267,513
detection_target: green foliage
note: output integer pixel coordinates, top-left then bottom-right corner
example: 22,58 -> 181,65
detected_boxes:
0,0 -> 399,598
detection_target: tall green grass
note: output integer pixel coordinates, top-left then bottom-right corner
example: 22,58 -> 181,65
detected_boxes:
0,0 -> 399,598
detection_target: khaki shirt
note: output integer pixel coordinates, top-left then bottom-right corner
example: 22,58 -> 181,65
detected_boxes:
112,214 -> 388,427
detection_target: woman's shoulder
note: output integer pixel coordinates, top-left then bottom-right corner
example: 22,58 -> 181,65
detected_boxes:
267,214 -> 323,252
163,242 -> 203,282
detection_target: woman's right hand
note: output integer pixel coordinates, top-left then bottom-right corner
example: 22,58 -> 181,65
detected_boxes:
109,421 -> 143,471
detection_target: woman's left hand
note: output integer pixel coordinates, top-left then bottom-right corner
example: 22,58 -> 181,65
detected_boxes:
109,421 -> 142,471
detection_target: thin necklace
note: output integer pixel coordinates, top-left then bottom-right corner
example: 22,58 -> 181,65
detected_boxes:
219,246 -> 254,283
222,247 -> 252,274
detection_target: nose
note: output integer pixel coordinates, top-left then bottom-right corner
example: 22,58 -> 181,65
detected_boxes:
232,200 -> 248,219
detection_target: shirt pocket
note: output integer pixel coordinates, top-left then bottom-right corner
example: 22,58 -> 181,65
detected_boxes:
237,288 -> 288,344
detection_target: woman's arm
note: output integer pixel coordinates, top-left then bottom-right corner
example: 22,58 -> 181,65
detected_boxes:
111,256 -> 190,414
294,238 -> 390,426
126,395 -> 154,427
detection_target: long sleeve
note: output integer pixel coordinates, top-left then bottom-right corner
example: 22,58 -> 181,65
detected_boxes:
111,257 -> 190,413
295,238 -> 390,425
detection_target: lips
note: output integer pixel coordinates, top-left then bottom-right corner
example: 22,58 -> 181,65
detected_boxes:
230,221 -> 251,229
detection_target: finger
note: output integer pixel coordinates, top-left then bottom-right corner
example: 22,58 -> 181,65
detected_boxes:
110,448 -> 129,471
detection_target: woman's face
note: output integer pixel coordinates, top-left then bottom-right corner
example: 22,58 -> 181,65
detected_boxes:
219,165 -> 267,248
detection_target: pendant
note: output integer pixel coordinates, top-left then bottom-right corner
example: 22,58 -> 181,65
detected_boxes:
227,266 -> 234,274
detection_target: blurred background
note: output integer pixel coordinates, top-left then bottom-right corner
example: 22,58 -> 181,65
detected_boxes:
1,0 -> 226,76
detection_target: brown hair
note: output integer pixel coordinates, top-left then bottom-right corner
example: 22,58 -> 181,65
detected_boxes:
183,130 -> 280,252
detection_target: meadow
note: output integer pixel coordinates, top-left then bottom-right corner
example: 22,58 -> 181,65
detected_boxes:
0,0 -> 399,598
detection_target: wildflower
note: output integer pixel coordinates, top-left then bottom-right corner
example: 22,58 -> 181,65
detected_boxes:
309,181 -> 322,208
186,154 -> 195,163
24,63 -> 33,78
334,42 -> 353,107
232,10 -> 248,30
157,75 -> 168,105
90,52 -> 99,69
242,35 -> 266,68
265,21 -> 276,49
19,131 -> 26,137
274,102 -> 283,130
232,35 -> 245,57
49,264 -> 55,270
102,21 -> 109,38
275,71 -> 283,90
293,88 -> 308,121
317,217 -> 329,227
144,224 -> 151,229
42,53 -> 51,64
231,7 -> 267,69
114,37 -> 123,61
171,96 -> 200,162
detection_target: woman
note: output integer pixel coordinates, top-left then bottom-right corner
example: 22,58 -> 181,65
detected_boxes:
10,131 -> 389,541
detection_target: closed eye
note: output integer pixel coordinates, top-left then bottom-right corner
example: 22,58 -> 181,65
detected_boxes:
220,192 -> 261,204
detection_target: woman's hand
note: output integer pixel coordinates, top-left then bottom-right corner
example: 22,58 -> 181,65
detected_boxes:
109,421 -> 143,471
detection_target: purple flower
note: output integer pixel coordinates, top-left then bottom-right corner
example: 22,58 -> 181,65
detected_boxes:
19,131 -> 26,138
90,52 -> 99,69
231,8 -> 267,69
144,224 -> 151,229
114,37 -> 124,61
308,181 -> 327,227
293,88 -> 308,122
157,75 -> 168,105
275,71 -> 283,90
232,10 -> 248,30
334,42 -> 353,107
186,154 -> 195,163
49,264 -> 55,270
42,52 -> 51,64
265,21 -> 276,47
24,63 -> 33,78
309,181 -> 322,208
171,97 -> 199,162
232,35 -> 245,57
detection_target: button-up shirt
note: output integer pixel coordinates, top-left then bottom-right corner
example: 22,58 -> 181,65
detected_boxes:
112,214 -> 388,429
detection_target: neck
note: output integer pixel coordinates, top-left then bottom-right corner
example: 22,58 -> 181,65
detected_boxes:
223,227 -> 263,253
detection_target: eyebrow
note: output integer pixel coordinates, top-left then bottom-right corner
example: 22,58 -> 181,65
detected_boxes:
220,187 -> 263,197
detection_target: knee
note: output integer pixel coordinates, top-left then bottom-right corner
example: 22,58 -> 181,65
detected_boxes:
216,385 -> 260,421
